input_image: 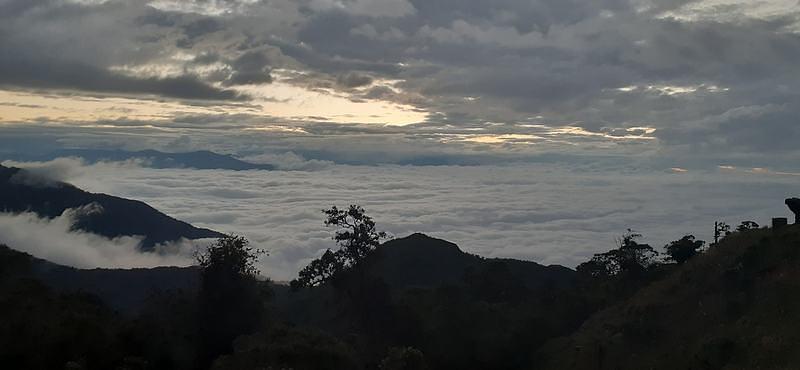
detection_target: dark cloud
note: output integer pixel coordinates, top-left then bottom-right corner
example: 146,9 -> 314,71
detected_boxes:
0,57 -> 245,101
336,72 -> 373,88
223,50 -> 274,86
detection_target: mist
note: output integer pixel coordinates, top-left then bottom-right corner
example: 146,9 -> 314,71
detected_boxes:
0,206 -> 200,269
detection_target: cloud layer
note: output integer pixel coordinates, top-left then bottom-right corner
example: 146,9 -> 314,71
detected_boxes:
7,159 -> 795,280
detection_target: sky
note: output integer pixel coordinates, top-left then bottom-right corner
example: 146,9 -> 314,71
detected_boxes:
1,0 -> 799,278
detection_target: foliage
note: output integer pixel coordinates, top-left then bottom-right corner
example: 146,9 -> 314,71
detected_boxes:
196,234 -> 263,278
664,235 -> 705,264
7,213 -> 800,370
737,220 -> 760,232
714,221 -> 731,245
211,325 -> 361,370
537,226 -> 800,370
196,235 -> 269,367
577,230 -> 658,278
293,205 -> 388,289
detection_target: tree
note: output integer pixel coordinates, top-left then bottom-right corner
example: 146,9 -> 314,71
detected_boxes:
197,234 -> 263,279
736,221 -> 759,232
713,221 -> 731,245
577,229 -> 658,277
196,235 -> 267,367
664,235 -> 705,264
292,205 -> 387,289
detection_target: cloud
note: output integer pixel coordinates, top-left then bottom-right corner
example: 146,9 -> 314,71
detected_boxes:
241,152 -> 334,171
3,0 -> 800,166
0,57 -> 245,101
10,158 -> 793,281
307,0 -> 416,18
2,0 -> 800,281
5,157 -> 87,187
0,207 -> 200,269
336,72 -> 373,88
2,157 -> 147,187
222,50 -> 274,86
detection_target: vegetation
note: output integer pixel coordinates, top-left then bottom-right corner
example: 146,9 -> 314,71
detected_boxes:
1,203 -> 799,369
664,235 -> 705,264
196,235 -> 268,368
577,229 -> 658,278
537,225 -> 800,369
292,205 -> 388,289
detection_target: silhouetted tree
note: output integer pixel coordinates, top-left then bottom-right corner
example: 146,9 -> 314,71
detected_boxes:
664,235 -> 705,264
576,252 -> 617,278
292,205 -> 387,289
713,221 -> 731,245
196,235 -> 267,367
737,221 -> 760,232
577,230 -> 658,277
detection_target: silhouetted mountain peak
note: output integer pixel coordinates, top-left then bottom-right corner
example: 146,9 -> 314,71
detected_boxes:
366,233 -> 575,290
382,233 -> 464,255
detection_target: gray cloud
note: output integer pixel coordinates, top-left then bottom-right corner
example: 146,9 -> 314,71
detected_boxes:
336,72 -> 373,88
3,0 -> 799,156
0,57 -> 245,101
222,50 -> 274,86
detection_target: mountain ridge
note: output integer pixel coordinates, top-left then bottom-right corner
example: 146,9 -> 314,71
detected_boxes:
536,225 -> 800,369
2,149 -> 275,171
0,164 -> 223,249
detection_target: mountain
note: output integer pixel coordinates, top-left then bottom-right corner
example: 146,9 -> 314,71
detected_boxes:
536,225 -> 800,369
1,149 -> 275,171
272,233 -> 586,369
50,149 -> 275,171
365,233 -> 576,290
0,164 -> 223,249
0,244 -> 199,313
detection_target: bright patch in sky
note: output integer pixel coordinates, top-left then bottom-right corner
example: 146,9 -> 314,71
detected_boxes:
660,0 -> 800,26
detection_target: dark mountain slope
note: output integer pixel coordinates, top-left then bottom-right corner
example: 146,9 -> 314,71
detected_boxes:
276,233 -> 577,313
0,244 -> 199,313
273,234 -> 585,369
366,233 -> 575,290
537,225 -> 800,370
0,165 -> 223,249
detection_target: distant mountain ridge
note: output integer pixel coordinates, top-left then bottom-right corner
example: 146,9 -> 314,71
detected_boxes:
4,149 -> 274,171
0,244 -> 199,313
0,164 -> 223,249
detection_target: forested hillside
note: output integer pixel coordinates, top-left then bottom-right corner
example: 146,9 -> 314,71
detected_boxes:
2,202 -> 799,369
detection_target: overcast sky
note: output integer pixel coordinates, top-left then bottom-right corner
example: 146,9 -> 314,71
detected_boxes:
1,0 -> 799,275
0,0 -> 798,166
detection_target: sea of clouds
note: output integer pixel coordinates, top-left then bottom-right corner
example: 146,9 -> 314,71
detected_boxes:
1,158 -> 797,280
